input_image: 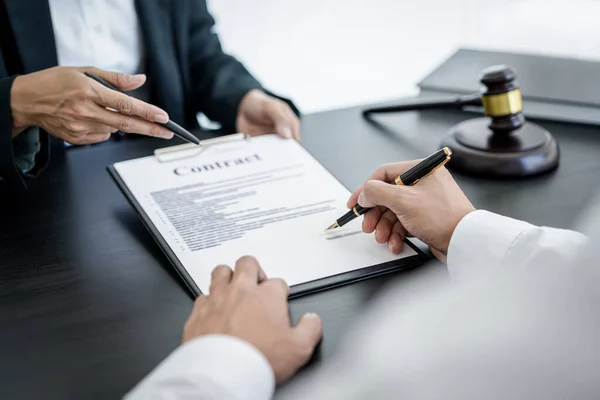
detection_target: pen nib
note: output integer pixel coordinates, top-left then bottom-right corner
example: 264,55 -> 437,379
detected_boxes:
325,222 -> 339,232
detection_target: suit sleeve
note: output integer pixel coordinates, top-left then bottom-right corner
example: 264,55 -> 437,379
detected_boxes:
186,0 -> 261,131
0,76 -> 48,191
186,1 -> 299,132
0,75 -> 26,189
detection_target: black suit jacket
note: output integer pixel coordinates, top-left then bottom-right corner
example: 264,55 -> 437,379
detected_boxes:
0,0 -> 297,190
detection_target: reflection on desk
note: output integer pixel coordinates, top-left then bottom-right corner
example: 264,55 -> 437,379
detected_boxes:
2,104 -> 600,399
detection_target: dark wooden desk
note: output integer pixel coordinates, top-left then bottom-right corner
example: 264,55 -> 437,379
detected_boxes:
2,107 -> 600,399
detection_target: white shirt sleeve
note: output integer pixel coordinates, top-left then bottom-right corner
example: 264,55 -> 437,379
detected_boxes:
447,210 -> 588,282
124,334 -> 275,400
277,211 -> 599,400
126,211 -> 591,400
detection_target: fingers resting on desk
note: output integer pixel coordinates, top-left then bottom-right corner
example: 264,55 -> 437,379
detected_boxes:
183,256 -> 322,384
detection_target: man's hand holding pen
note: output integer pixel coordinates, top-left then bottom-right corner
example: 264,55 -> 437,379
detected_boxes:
177,154 -> 476,389
347,161 -> 475,261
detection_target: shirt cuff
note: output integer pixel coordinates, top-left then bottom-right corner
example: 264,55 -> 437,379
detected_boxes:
125,334 -> 275,400
13,126 -> 41,173
446,210 -> 534,282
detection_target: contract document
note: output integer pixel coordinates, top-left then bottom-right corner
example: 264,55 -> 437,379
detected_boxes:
109,134 -> 424,296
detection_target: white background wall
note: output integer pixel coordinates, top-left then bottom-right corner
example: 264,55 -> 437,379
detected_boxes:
208,0 -> 600,114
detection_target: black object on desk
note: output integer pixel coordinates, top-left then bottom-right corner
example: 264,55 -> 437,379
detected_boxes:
84,72 -> 201,146
3,102 -> 600,399
361,49 -> 600,178
364,64 -> 560,178
418,48 -> 600,127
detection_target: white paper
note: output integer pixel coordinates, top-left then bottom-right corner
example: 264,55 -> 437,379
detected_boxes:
113,135 -> 417,293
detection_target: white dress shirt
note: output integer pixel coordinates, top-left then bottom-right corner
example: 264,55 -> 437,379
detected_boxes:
47,0 -> 147,146
48,0 -> 143,75
124,204 -> 600,399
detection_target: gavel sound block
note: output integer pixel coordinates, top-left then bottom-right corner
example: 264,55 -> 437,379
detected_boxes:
363,66 -> 559,178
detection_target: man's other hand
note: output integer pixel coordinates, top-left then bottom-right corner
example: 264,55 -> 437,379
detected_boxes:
236,89 -> 301,141
10,66 -> 173,144
182,256 -> 322,384
348,162 -> 476,261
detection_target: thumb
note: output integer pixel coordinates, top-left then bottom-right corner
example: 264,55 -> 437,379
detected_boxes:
275,122 -> 293,139
430,247 -> 447,263
293,313 -> 322,361
358,180 -> 406,212
267,105 -> 293,139
84,67 -> 146,91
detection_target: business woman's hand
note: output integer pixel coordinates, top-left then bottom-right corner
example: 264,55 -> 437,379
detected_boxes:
347,161 -> 475,261
10,66 -> 173,144
237,89 -> 301,141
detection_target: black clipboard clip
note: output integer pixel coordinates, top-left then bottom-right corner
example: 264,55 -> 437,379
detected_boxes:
153,133 -> 251,163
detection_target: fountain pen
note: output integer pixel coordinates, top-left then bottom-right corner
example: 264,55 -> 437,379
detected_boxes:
325,147 -> 452,231
84,72 -> 201,145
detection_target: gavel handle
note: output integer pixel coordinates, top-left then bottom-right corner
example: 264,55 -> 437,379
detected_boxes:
362,94 -> 482,116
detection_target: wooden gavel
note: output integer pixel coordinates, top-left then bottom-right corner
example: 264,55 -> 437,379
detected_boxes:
362,66 -> 559,178
364,66 -> 525,134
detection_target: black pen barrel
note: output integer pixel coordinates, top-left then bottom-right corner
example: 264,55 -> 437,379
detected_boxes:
336,205 -> 370,228
163,120 -> 201,145
84,72 -> 200,146
398,148 -> 449,185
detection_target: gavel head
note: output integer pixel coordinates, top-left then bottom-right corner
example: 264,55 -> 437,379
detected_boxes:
479,65 -> 525,134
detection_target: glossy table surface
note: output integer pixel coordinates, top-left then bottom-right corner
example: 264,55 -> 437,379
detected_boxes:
2,105 -> 600,399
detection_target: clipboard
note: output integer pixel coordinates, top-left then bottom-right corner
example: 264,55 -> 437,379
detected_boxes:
108,134 -> 429,299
